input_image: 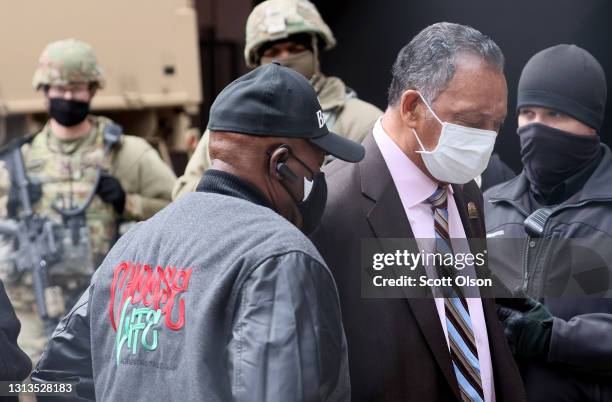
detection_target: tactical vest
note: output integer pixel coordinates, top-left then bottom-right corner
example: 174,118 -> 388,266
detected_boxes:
25,116 -> 119,272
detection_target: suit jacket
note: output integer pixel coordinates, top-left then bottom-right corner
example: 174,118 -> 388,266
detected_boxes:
311,134 -> 525,402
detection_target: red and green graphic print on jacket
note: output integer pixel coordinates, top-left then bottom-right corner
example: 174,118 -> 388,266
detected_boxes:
109,261 -> 192,369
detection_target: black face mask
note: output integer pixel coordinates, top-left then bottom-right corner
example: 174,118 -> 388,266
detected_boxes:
275,150 -> 327,235
519,123 -> 601,195
49,98 -> 90,127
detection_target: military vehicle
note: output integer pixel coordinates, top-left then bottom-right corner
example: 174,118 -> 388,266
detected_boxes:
0,0 -> 202,171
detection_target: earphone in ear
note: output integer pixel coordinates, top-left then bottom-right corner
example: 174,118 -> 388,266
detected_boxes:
276,162 -> 299,181
270,144 -> 299,181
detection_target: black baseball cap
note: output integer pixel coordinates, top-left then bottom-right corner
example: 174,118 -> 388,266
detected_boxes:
207,62 -> 365,163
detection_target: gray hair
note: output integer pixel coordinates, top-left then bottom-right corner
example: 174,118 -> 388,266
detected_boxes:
387,22 -> 504,106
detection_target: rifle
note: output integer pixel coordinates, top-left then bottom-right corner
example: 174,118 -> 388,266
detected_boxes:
0,136 -> 63,337
0,121 -> 122,337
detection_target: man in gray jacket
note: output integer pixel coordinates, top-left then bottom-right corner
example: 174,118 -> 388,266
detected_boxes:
485,45 -> 612,401
31,62 -> 364,401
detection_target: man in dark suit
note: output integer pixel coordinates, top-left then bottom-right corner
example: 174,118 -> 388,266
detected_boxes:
311,22 -> 525,401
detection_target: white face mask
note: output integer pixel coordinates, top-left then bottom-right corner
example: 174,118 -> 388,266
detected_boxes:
412,93 -> 497,184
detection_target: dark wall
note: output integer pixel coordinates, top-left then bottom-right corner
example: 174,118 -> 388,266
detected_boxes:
314,0 -> 612,172
194,0 -> 250,132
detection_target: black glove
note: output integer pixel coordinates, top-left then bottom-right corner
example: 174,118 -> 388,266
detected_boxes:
95,172 -> 126,215
496,297 -> 553,358
7,179 -> 42,217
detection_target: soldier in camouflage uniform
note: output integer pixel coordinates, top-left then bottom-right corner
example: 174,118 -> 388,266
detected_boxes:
0,161 -> 11,296
0,160 -> 8,217
0,39 -> 176,364
172,0 -> 382,199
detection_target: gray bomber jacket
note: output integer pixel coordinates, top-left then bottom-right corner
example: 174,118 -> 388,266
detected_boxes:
31,170 -> 350,401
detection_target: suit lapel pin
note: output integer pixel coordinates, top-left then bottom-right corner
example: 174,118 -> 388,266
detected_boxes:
467,202 -> 478,220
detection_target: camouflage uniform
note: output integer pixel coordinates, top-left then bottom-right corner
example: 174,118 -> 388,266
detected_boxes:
0,162 -> 11,314
24,116 -> 176,257
172,0 -> 382,199
0,39 -> 176,364
0,160 -> 8,217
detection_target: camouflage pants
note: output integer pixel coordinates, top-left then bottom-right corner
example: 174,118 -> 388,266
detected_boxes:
3,276 -> 89,366
4,283 -> 48,366
0,238 -> 48,365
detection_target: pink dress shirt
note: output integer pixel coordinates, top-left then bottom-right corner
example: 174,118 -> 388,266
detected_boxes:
373,118 -> 496,402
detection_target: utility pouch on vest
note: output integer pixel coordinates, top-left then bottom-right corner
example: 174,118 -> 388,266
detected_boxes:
50,123 -> 123,277
50,213 -> 95,277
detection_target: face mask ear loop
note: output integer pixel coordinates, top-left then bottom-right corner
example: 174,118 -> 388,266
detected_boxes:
309,34 -> 321,84
412,128 -> 429,154
289,150 -> 316,178
412,91 -> 445,154
416,91 -> 444,126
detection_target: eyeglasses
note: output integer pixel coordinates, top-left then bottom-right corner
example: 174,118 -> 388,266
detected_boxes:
47,85 -> 91,98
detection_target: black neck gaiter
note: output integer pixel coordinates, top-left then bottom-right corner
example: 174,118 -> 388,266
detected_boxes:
519,123 -> 601,196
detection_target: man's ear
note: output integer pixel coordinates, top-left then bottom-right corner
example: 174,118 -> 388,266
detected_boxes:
268,145 -> 291,181
399,90 -> 422,129
87,85 -> 97,101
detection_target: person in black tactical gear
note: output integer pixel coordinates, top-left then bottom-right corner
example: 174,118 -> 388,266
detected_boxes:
32,62 -> 364,401
485,44 -> 612,401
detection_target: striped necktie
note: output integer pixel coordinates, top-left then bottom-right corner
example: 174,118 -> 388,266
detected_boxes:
427,187 -> 484,402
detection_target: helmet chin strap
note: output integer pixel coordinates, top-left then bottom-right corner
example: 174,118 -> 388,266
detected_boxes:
309,34 -> 321,84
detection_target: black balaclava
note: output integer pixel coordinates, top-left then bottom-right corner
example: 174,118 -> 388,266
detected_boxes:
517,44 -> 607,195
517,44 -> 607,130
519,123 -> 601,196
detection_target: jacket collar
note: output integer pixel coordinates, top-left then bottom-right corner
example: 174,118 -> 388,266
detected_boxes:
576,144 -> 612,202
487,144 -> 612,206
485,172 -> 529,203
197,169 -> 272,209
360,133 -> 414,239
43,116 -> 98,155
311,74 -> 351,112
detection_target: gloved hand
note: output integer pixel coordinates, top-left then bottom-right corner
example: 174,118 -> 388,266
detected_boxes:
496,297 -> 553,358
95,172 -> 126,215
7,179 -> 42,217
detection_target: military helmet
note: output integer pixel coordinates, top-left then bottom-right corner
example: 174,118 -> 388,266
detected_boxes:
32,38 -> 105,90
244,0 -> 336,68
